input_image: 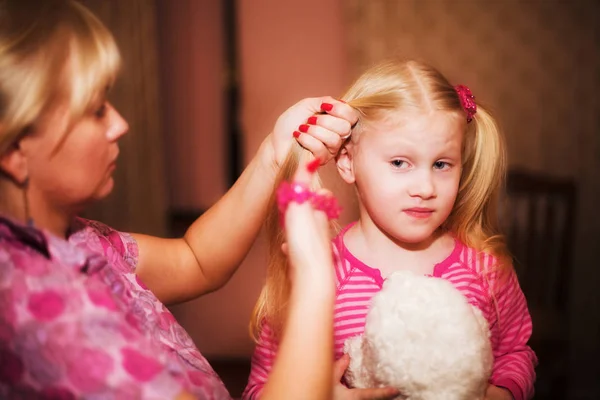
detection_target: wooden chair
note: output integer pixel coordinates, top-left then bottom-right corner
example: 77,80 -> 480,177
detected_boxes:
502,169 -> 577,399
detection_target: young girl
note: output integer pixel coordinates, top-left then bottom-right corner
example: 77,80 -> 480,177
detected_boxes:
244,60 -> 537,400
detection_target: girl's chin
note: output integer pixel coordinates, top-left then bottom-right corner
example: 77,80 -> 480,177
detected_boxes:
391,230 -> 439,248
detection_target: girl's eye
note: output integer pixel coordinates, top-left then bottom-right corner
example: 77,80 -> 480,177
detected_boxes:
95,103 -> 108,118
391,159 -> 408,169
433,161 -> 450,170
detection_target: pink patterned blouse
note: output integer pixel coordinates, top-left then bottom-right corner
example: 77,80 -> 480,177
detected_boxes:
0,216 -> 232,400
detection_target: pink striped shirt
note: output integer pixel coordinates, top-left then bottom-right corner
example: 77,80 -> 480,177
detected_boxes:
243,225 -> 537,400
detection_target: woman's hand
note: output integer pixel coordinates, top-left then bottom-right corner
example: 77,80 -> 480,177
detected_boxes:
333,355 -> 401,400
268,97 -> 358,168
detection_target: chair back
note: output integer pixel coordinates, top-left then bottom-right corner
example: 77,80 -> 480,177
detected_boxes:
502,169 -> 577,312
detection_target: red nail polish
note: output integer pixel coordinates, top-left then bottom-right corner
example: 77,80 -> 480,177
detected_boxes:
320,103 -> 333,112
307,116 -> 318,125
306,158 -> 321,173
293,131 -> 301,138
299,124 -> 309,133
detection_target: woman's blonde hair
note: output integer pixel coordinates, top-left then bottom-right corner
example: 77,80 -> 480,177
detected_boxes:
251,60 -> 510,340
0,0 -> 120,155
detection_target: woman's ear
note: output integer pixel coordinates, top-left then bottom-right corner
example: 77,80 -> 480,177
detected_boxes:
335,141 -> 356,184
0,140 -> 29,185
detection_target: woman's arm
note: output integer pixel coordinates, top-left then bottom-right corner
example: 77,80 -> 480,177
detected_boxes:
134,97 -> 356,305
260,158 -> 336,400
133,136 -> 278,304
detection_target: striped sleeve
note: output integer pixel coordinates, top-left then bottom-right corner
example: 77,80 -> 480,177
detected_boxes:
488,270 -> 538,400
242,322 -> 279,400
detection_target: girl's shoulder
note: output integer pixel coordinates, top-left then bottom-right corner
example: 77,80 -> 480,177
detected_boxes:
442,239 -> 502,275
443,239 -> 516,295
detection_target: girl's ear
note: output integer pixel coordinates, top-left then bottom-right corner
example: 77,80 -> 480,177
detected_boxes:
0,138 -> 29,185
336,141 -> 356,184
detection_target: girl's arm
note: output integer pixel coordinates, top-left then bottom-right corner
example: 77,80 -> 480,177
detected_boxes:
133,98 -> 356,305
489,271 -> 538,400
242,321 -> 279,399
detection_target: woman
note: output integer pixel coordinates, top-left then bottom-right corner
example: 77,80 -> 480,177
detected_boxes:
0,0 -> 355,398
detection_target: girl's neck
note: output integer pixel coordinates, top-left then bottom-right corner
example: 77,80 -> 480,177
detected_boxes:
0,179 -> 72,239
345,217 -> 455,277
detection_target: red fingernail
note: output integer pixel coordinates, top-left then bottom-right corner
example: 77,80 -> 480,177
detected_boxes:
307,116 -> 318,125
299,124 -> 309,133
293,131 -> 301,138
307,158 -> 321,173
320,103 -> 333,112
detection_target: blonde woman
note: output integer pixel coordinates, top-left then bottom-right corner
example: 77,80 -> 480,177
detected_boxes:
245,60 -> 537,400
0,0 -> 356,398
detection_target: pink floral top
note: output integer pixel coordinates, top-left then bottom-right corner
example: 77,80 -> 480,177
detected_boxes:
0,216 -> 232,400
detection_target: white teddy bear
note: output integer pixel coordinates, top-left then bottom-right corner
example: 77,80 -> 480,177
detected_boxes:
344,270 -> 493,400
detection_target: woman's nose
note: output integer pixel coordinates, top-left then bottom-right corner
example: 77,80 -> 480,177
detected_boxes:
106,104 -> 129,142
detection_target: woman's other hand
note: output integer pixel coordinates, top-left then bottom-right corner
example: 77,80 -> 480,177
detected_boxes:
282,157 -> 336,288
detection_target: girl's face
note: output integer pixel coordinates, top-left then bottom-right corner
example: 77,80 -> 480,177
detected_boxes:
19,94 -> 128,214
337,109 -> 464,246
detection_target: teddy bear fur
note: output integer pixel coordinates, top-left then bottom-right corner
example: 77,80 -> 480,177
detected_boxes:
344,270 -> 493,400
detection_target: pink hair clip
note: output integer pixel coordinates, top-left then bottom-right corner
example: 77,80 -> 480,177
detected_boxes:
455,85 -> 477,123
276,181 -> 341,222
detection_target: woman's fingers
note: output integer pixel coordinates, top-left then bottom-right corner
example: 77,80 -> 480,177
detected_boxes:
313,96 -> 358,130
296,123 -> 345,157
292,97 -> 358,163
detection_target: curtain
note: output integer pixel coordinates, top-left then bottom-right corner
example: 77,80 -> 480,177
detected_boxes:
79,0 -> 167,236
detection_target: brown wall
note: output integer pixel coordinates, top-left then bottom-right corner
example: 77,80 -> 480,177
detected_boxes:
160,0 -> 349,357
82,0 -> 168,236
157,0 -> 227,210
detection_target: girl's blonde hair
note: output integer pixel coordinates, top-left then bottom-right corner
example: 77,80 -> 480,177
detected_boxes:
251,60 -> 510,340
0,0 -> 120,155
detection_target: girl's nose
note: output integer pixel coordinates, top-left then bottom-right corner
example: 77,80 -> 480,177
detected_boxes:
408,170 -> 436,200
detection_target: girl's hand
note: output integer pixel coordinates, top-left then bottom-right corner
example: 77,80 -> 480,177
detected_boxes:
484,385 -> 513,400
333,355 -> 401,400
269,97 -> 357,168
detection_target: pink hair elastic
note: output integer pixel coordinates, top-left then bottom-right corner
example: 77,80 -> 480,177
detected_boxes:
276,181 -> 341,221
455,85 -> 477,123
